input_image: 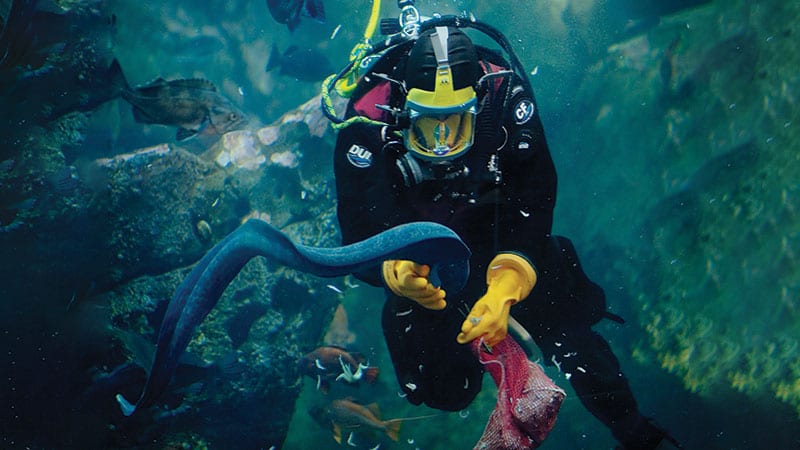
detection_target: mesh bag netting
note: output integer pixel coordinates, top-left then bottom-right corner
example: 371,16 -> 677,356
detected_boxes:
471,336 -> 566,450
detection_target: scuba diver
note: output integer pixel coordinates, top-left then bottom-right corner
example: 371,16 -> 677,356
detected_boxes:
324,2 -> 678,448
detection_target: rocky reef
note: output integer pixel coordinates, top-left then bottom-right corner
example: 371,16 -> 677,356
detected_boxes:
551,0 -> 800,435
638,136 -> 800,410
0,89 -> 344,447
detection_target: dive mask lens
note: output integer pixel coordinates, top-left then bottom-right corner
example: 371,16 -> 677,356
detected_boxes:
404,103 -> 476,160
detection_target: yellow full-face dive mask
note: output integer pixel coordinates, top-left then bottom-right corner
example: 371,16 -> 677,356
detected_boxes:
404,97 -> 476,159
402,26 -> 479,160
403,62 -> 478,160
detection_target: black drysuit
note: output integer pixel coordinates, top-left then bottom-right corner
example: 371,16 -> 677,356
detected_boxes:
333,43 -> 669,449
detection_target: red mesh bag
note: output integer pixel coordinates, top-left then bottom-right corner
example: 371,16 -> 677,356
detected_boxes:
471,336 -> 566,450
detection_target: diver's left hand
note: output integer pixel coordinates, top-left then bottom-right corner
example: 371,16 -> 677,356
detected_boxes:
457,294 -> 514,345
456,253 -> 537,346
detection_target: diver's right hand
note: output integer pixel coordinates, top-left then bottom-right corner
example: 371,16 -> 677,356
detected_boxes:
382,260 -> 446,310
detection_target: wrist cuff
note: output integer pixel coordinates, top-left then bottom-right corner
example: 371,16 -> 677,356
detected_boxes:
382,260 -> 402,297
486,253 -> 538,301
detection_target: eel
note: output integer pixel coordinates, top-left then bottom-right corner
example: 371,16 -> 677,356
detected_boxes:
117,219 -> 470,416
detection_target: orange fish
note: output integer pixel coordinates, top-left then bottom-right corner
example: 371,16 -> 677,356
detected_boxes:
310,398 -> 402,444
298,346 -> 379,393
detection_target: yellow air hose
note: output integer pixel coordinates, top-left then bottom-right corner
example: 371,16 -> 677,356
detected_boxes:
321,0 -> 387,129
335,0 -> 381,96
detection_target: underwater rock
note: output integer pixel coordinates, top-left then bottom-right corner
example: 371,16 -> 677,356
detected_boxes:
547,3 -> 800,447
279,93 -> 345,138
0,1 -> 120,127
95,142 -> 172,168
195,219 -> 213,242
211,94 -> 342,175
269,150 -> 300,168
257,124 -> 281,145
0,77 -> 343,445
99,256 -> 340,447
212,129 -> 266,170
88,144 -> 235,286
0,0 -> 353,447
81,104 -> 341,446
637,137 -> 800,415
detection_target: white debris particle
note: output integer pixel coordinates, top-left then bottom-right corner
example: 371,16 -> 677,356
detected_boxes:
330,24 -> 342,40
551,355 -> 562,371
326,284 -> 343,294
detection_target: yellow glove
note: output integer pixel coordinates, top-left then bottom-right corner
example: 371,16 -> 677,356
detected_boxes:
457,253 -> 537,346
382,260 -> 446,310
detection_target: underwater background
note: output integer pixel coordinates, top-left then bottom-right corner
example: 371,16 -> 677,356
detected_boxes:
1,0 -> 798,448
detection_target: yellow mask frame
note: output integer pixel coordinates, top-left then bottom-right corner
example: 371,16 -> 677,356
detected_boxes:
403,27 -> 478,160
404,98 -> 476,159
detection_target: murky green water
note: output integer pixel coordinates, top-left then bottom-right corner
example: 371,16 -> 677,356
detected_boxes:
2,0 -> 798,448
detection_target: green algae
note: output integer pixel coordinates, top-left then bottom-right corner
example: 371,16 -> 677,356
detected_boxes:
547,0 -> 800,423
